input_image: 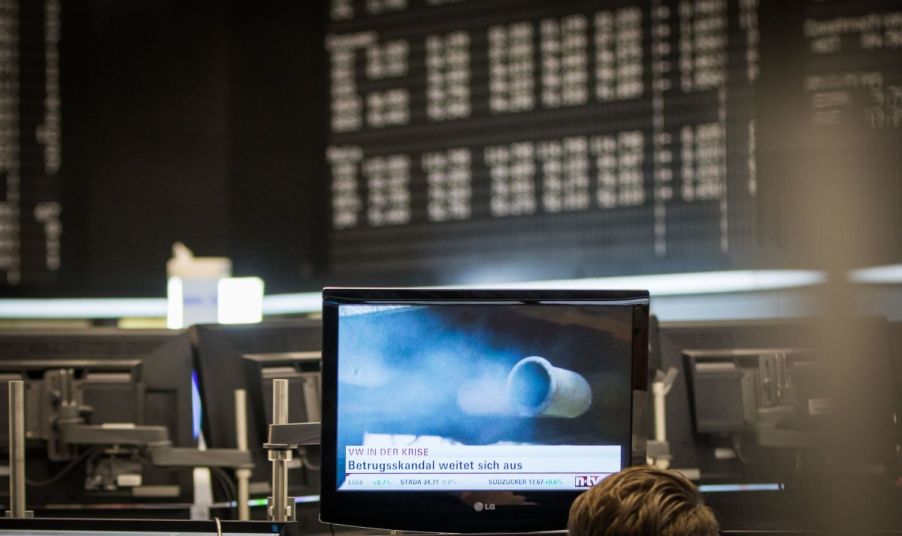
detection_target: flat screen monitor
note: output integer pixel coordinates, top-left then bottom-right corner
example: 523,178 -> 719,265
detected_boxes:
656,319 -> 812,480
192,321 -> 322,504
320,288 -> 650,533
0,329 -> 195,508
657,318 -> 897,486
242,352 -> 322,435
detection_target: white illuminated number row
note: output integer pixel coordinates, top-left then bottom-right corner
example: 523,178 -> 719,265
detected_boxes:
426,32 -> 471,121
488,22 -> 535,113
485,143 -> 537,216
328,132 -> 650,229
0,0 -> 21,284
540,15 -> 589,108
486,132 -> 647,218
327,35 -> 371,133
328,147 -> 473,229
365,0 -> 407,15
740,0 -> 759,83
681,123 -> 725,201
538,138 -> 590,212
367,89 -> 410,128
423,148 -> 472,221
678,0 -> 727,92
329,8 -> 646,127
364,155 -> 412,227
365,38 -> 411,128
327,146 -> 364,229
366,40 -> 409,79
327,33 -> 410,132
326,149 -> 415,229
34,202 -> 62,271
592,131 -> 645,208
330,0 -> 354,21
595,7 -> 643,102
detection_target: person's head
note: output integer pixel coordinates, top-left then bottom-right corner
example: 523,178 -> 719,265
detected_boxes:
568,465 -> 719,536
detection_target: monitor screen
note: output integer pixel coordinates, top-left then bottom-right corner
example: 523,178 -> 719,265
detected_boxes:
320,288 -> 649,533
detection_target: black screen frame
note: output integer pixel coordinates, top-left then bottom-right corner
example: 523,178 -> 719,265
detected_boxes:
319,287 -> 649,533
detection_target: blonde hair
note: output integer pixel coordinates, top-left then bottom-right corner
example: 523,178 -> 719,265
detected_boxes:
568,466 -> 719,536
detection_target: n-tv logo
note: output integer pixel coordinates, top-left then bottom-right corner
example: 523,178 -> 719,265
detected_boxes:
575,475 -> 602,488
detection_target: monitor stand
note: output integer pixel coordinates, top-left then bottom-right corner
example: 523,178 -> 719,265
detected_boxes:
263,379 -> 323,522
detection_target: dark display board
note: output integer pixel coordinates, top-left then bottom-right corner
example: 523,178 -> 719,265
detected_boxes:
325,0 -> 901,285
0,0 -> 61,288
0,0 -> 899,296
0,0 -> 235,297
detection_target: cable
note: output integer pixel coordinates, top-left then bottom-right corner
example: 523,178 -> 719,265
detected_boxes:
207,468 -> 235,519
300,448 -> 321,472
216,467 -> 238,503
211,469 -> 232,508
210,466 -> 237,507
26,446 -> 99,487
211,468 -> 233,506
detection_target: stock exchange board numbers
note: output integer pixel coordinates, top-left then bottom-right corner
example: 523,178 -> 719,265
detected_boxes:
325,0 -> 763,281
798,1 -> 902,260
0,0 -> 62,288
803,2 -> 902,146
804,3 -> 902,131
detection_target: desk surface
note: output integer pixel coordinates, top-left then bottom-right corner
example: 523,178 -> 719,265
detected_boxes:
0,518 -> 297,536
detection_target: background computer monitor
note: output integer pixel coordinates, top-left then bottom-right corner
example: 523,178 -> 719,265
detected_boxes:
0,328 -> 195,509
191,320 -> 322,505
657,318 -> 898,485
242,351 -> 322,439
320,288 -> 650,533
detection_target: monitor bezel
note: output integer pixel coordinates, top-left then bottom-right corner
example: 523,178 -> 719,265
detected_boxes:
320,287 -> 649,533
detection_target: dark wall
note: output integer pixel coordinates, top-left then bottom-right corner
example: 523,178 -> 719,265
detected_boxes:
51,1 -> 327,297
58,1 -> 230,297
226,1 -> 328,294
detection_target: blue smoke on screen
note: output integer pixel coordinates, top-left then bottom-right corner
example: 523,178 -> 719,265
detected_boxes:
337,306 -> 528,445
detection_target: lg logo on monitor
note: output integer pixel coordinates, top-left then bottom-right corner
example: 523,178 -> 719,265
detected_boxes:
473,502 -> 496,512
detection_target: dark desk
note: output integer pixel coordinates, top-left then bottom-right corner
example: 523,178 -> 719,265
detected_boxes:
706,487 -> 902,532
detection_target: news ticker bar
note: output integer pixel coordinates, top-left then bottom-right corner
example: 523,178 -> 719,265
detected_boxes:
340,444 -> 621,491
340,472 -> 616,491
